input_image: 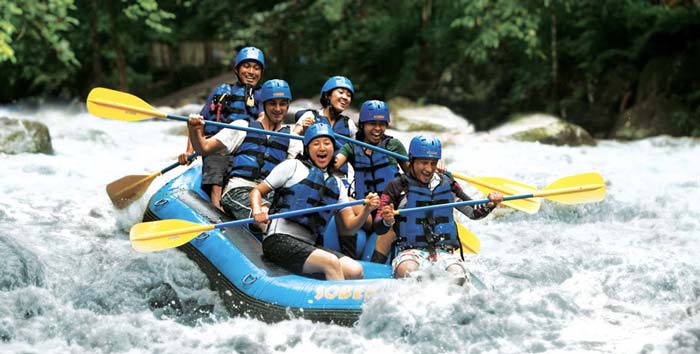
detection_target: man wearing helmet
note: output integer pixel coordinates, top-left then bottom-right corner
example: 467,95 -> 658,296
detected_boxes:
179,46 -> 266,211
186,79 -> 302,232
250,123 -> 381,280
293,76 -> 358,176
372,134 -> 503,283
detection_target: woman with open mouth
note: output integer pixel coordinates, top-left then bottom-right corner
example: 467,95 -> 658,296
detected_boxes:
250,123 -> 380,280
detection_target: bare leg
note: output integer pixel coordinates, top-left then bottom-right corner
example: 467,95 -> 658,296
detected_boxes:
373,231 -> 396,258
210,185 -> 224,212
446,263 -> 467,286
394,259 -> 420,278
339,256 -> 364,279
303,249 -> 344,280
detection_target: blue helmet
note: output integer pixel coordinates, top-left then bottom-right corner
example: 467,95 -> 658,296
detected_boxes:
320,76 -> 354,104
304,122 -> 336,147
359,100 -> 390,124
235,46 -> 265,70
260,79 -> 291,103
408,134 -> 442,159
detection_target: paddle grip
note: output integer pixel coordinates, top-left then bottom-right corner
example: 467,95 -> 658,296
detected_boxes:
160,152 -> 198,174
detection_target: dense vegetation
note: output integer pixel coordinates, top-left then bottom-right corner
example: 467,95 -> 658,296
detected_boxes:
2,0 -> 699,136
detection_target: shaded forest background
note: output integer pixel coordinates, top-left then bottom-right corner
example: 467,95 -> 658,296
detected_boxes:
1,0 -> 699,137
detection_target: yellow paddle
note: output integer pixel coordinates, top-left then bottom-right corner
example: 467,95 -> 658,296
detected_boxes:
395,172 -> 605,253
130,199 -> 368,253
87,87 -> 304,140
451,173 -> 540,214
457,222 -> 480,254
395,172 -> 605,216
106,153 -> 197,209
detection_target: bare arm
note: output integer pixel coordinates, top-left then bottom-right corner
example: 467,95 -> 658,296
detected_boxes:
178,138 -> 195,165
250,183 -> 274,223
336,193 -> 380,234
334,153 -> 348,171
187,114 -> 226,155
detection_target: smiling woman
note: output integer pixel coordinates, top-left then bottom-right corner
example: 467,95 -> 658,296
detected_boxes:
250,122 -> 381,280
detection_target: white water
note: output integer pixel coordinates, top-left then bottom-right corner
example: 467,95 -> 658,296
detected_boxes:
1,104 -> 699,354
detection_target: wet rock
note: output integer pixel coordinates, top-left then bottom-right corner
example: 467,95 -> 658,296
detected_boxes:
0,117 -> 53,154
611,96 -> 688,139
490,114 -> 596,146
0,236 -> 45,291
0,319 -> 13,342
389,97 -> 474,133
147,282 -> 183,317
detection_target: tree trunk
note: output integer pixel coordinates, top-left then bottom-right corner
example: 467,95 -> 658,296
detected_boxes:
89,0 -> 104,88
409,0 -> 433,96
107,0 -> 128,91
550,9 -> 560,116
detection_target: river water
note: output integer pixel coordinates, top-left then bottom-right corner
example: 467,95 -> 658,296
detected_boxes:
1,104 -> 699,354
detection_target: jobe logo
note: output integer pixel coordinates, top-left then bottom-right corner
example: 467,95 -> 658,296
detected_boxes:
313,284 -> 378,301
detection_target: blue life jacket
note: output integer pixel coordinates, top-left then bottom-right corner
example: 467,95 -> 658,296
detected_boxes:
202,83 -> 261,136
396,174 -> 459,249
273,159 -> 341,236
230,121 -> 290,180
351,136 -> 400,198
297,109 -> 351,174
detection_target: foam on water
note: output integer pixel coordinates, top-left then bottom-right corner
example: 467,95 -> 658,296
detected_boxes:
1,105 -> 699,353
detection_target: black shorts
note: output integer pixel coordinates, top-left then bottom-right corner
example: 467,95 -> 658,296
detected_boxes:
263,233 -> 345,275
201,155 -> 231,189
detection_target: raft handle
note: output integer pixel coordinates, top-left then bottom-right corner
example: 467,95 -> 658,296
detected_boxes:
242,274 -> 258,285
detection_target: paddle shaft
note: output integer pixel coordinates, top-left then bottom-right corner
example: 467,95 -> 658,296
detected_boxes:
160,152 -> 198,175
214,198 -> 367,230
396,183 -> 604,215
165,114 -> 303,140
135,199 -> 368,242
90,92 -> 410,158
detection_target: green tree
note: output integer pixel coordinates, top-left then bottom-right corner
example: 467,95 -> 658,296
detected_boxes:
0,1 -> 80,99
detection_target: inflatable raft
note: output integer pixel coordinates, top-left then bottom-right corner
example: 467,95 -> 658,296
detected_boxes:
142,164 -> 394,325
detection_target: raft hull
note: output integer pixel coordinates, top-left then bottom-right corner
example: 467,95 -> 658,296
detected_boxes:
143,165 -> 393,325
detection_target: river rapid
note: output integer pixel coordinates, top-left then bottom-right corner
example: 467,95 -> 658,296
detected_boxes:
1,104 -> 699,354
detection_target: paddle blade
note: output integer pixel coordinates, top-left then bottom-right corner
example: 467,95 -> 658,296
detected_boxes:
453,173 -> 540,214
106,173 -> 158,209
130,219 -> 214,253
541,172 -> 606,204
87,87 -> 165,122
457,222 -> 480,254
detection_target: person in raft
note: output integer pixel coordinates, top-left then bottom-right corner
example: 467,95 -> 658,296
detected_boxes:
331,100 -> 409,258
186,79 -> 302,232
250,122 -> 380,280
179,46 -> 266,211
293,75 -> 357,177
372,134 -> 503,282
335,100 -> 410,199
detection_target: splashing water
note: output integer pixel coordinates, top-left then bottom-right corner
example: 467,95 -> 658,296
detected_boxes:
1,105 -> 698,354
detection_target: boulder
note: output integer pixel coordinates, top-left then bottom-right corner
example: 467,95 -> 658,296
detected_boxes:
611,96 -> 687,139
489,114 -> 596,146
388,97 -> 474,133
0,117 -> 53,154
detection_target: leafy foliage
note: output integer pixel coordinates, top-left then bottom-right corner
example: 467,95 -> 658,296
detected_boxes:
1,0 -> 699,135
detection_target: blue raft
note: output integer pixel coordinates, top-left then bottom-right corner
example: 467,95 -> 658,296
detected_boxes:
143,164 -> 394,325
